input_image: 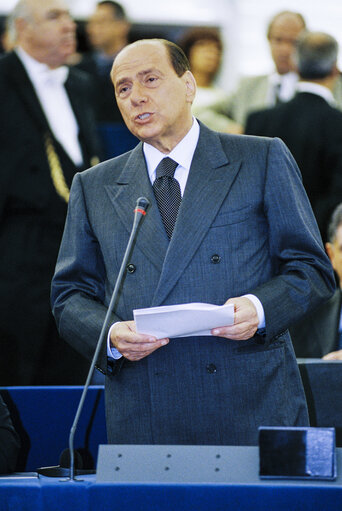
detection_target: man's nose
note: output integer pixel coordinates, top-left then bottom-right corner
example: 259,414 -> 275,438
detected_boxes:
280,39 -> 296,55
130,83 -> 147,104
62,14 -> 76,32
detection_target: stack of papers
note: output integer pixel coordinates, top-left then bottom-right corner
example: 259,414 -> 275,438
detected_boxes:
134,302 -> 234,338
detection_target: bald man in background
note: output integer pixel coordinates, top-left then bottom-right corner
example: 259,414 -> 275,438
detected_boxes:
215,10 -> 306,127
0,0 -> 100,385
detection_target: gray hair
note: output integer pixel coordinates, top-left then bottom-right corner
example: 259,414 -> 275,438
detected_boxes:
327,204 -> 342,242
7,0 -> 34,39
294,31 -> 338,80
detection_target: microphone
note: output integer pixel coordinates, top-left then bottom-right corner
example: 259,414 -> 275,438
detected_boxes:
38,197 -> 150,480
37,448 -> 94,478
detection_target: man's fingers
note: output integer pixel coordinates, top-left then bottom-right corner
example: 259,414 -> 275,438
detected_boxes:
111,321 -> 170,361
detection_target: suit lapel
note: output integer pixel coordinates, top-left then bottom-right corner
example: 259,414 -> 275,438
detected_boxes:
7,52 -> 51,132
104,125 -> 243,299
65,71 -> 92,148
104,144 -> 169,272
151,124 -> 242,306
8,52 -> 79,169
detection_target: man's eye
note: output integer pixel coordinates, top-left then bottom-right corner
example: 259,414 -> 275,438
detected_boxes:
118,86 -> 129,95
147,77 -> 158,84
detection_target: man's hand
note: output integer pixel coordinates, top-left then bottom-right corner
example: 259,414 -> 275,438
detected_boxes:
211,296 -> 259,340
110,320 -> 169,361
322,349 -> 342,361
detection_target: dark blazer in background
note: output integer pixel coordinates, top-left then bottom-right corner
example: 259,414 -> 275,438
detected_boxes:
290,288 -> 341,358
0,394 -> 20,474
51,123 -> 335,446
75,52 -> 123,123
0,51 -> 101,385
245,92 -> 342,238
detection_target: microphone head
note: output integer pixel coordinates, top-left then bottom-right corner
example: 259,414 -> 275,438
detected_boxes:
135,197 -> 150,214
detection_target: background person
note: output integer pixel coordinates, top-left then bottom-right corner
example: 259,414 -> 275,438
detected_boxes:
76,0 -> 131,123
178,26 -> 242,133
51,39 -> 335,446
0,395 -> 20,474
245,31 -> 342,238
290,203 -> 342,360
215,10 -> 306,128
0,0 -> 100,385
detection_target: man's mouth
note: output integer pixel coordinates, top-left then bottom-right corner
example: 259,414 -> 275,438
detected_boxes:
136,113 -> 151,121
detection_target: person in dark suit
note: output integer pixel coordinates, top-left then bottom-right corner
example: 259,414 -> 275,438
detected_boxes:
0,394 -> 20,474
75,1 -> 131,123
74,1 -> 138,159
0,0 -> 101,386
51,39 -> 335,446
290,203 -> 342,359
245,31 -> 342,237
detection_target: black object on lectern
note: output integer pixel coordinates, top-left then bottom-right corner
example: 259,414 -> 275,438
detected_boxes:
258,426 -> 337,480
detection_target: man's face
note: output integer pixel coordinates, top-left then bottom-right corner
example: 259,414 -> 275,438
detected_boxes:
86,4 -> 128,52
111,41 -> 196,153
326,225 -> 342,285
20,0 -> 75,68
268,14 -> 304,75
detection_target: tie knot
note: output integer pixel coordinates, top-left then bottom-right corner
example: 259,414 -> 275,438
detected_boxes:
156,157 -> 178,179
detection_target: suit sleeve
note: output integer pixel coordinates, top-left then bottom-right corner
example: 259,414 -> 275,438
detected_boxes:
51,173 -> 120,371
251,137 -> 336,344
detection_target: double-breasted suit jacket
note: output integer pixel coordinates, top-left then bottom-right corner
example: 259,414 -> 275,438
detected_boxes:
52,122 -> 335,445
0,51 -> 101,385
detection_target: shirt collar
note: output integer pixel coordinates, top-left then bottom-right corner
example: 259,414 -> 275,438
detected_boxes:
143,118 -> 200,180
269,71 -> 298,86
16,46 -> 69,85
296,81 -> 335,105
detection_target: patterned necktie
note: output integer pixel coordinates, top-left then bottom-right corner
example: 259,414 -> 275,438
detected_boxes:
274,82 -> 282,105
153,157 -> 181,238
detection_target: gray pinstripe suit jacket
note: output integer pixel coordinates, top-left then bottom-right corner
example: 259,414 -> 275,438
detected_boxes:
51,122 -> 335,445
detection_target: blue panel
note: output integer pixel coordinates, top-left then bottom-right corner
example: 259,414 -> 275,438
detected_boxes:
0,386 -> 106,472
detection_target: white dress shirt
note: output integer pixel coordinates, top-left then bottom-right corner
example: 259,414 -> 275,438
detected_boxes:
16,47 -> 83,166
268,71 -> 298,105
108,118 -> 265,359
296,81 -> 336,105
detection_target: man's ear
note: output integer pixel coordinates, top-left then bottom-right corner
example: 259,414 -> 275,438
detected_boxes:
325,242 -> 334,266
184,70 -> 196,103
15,17 -> 28,37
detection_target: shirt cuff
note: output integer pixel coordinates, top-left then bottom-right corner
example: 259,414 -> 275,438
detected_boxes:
107,322 -> 123,360
243,294 -> 265,329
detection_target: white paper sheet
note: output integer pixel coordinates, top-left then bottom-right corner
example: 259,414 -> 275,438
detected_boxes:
133,302 -> 234,338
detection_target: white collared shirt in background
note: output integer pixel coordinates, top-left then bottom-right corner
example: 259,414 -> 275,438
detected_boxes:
268,71 -> 298,105
296,81 -> 335,105
16,47 -> 83,167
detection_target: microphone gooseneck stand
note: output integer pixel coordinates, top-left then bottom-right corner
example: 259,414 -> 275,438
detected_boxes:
52,197 -> 150,482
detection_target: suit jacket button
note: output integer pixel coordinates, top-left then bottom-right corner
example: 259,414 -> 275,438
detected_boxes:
206,363 -> 217,374
210,254 -> 221,264
126,263 -> 136,274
